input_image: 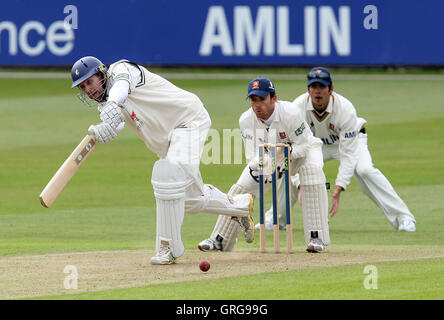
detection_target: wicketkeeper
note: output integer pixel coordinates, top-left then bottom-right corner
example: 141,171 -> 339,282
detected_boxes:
70,56 -> 254,265
198,77 -> 331,253
257,67 -> 416,232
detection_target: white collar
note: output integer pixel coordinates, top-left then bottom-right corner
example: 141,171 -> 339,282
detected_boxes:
262,107 -> 276,127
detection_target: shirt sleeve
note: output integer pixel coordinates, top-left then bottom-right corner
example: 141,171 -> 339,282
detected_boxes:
239,114 -> 256,163
288,120 -> 313,159
285,103 -> 313,159
335,111 -> 360,189
109,62 -> 141,91
108,80 -> 130,105
111,63 -> 132,84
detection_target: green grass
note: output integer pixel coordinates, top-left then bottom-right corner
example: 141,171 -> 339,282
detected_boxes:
1,71 -> 443,300
37,258 -> 444,300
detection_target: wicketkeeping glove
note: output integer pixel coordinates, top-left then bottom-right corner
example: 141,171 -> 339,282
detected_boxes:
248,149 -> 288,183
248,154 -> 273,183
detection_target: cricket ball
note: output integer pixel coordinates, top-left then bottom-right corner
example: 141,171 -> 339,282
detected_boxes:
199,261 -> 210,272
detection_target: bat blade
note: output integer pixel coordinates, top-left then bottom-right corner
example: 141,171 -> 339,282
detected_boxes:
39,135 -> 96,208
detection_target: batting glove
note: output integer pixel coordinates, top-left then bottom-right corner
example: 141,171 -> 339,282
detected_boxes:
88,122 -> 117,144
100,101 -> 125,130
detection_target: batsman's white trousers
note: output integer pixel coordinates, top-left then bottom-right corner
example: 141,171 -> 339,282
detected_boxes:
165,109 -> 210,195
324,132 -> 415,228
164,109 -> 250,216
153,109 -> 254,257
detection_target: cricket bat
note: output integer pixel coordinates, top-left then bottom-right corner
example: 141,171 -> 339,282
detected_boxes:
40,135 -> 96,208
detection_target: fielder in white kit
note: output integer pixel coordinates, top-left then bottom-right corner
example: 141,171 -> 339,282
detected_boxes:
199,77 -> 331,253
70,56 -> 254,265
258,67 -> 416,232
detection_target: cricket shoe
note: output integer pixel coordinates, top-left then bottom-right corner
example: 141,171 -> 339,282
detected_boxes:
198,238 -> 222,252
398,219 -> 416,232
150,242 -> 178,265
306,238 -> 325,253
238,194 -> 255,243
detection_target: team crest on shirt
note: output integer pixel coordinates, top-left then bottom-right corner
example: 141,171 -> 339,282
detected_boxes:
115,73 -> 130,81
279,132 -> 287,139
329,123 -> 335,130
294,122 -> 305,136
129,111 -> 144,129
131,111 -> 139,121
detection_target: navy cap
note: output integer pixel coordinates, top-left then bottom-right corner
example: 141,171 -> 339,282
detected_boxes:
307,67 -> 332,87
246,77 -> 275,99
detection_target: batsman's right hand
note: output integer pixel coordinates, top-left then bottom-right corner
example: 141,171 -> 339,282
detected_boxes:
88,122 -> 117,144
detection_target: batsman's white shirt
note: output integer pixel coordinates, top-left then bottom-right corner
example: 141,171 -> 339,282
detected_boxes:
106,60 -> 205,158
293,92 -> 361,189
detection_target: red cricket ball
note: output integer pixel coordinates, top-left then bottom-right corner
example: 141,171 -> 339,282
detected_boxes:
199,261 -> 210,272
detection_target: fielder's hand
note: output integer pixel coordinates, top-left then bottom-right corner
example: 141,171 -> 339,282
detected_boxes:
88,122 -> 117,144
329,186 -> 344,217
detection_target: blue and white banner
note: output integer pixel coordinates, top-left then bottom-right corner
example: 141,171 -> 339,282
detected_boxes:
0,0 -> 442,66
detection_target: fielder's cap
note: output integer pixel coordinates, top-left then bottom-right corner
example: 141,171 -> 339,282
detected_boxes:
307,67 -> 332,87
246,77 -> 276,99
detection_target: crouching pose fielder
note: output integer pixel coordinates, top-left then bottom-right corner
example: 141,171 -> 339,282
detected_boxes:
71,56 -> 254,265
258,67 -> 416,232
198,77 -> 330,253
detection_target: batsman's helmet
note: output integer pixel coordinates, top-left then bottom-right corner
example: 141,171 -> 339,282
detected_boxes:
71,56 -> 107,88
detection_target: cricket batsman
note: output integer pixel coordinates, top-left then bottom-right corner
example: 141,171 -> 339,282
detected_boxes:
70,56 -> 254,265
198,77 -> 331,253
257,67 -> 416,232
